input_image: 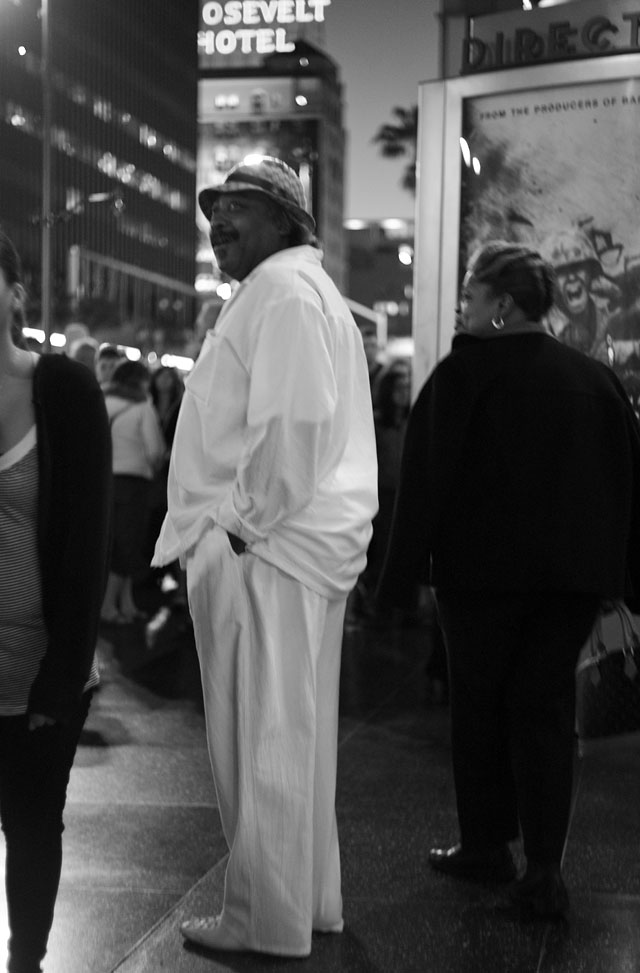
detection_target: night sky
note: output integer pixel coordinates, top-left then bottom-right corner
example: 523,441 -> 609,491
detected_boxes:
323,0 -> 438,221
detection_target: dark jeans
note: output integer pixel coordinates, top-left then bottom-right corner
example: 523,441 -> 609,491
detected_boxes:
0,692 -> 92,973
111,475 -> 151,577
435,591 -> 600,865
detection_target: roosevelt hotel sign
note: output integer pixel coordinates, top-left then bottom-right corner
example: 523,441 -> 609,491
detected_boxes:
198,0 -> 332,64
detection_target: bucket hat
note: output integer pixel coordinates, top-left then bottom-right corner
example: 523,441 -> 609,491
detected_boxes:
198,156 -> 315,232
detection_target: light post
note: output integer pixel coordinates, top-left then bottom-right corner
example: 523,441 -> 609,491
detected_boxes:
9,0 -> 53,350
40,0 -> 52,351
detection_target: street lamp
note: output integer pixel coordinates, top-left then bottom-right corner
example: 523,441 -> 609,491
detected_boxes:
40,0 -> 52,351
3,0 -> 52,349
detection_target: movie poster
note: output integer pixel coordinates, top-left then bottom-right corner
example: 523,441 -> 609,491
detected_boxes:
459,76 -> 640,413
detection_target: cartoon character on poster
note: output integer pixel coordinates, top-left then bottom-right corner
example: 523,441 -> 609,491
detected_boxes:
542,228 -> 615,362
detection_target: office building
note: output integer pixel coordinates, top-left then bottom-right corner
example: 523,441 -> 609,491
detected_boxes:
0,0 -> 199,348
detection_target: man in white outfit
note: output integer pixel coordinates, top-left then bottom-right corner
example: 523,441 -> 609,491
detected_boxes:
152,156 -> 378,957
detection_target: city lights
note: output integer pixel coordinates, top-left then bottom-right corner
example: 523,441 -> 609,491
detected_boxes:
398,245 -> 413,267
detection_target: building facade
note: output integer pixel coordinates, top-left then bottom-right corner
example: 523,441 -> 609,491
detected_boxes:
197,37 -> 346,295
0,0 -> 199,349
345,218 -> 414,342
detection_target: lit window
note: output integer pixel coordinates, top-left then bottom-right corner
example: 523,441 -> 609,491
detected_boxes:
398,245 -> 413,266
66,188 -> 83,213
117,163 -> 136,184
214,94 -> 240,110
93,98 -> 112,121
97,153 -> 117,176
250,91 -> 267,113
140,125 -> 158,148
70,85 -> 87,105
196,274 -> 217,294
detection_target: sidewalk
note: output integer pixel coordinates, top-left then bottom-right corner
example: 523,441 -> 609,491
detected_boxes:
4,592 -> 639,973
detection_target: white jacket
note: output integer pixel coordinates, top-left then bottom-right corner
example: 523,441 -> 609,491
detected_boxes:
153,246 -> 378,597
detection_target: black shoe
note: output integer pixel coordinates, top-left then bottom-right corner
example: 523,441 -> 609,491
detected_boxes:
429,843 -> 516,882
507,864 -> 569,919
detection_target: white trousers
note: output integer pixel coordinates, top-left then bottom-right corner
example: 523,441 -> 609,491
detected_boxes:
186,525 -> 346,956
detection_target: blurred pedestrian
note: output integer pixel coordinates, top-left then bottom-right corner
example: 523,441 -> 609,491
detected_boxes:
149,364 -> 184,449
95,342 -> 125,390
378,241 -> 640,918
153,156 -> 377,956
357,320 -> 384,396
0,227 -> 111,973
101,359 -> 165,624
355,358 -> 412,619
146,366 -> 185,595
63,321 -> 89,353
371,359 -> 411,579
68,335 -> 99,372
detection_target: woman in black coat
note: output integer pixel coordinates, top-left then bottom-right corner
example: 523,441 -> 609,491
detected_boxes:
378,241 -> 640,918
0,227 -> 111,973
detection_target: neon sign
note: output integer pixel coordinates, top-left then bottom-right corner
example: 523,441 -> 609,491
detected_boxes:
199,0 -> 332,57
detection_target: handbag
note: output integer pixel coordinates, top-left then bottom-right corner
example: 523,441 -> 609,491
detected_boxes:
575,602 -> 640,742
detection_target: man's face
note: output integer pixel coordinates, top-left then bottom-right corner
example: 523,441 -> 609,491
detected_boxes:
555,263 -> 592,318
209,191 -> 286,281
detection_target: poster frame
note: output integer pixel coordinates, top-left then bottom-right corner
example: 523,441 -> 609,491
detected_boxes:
413,52 -> 640,394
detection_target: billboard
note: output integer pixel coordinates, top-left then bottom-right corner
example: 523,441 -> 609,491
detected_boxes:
459,76 -> 640,396
413,55 -> 640,403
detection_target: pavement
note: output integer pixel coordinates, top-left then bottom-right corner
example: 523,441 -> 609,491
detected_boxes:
2,582 -> 639,973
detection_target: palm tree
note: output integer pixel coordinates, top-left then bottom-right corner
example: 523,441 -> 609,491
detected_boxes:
372,105 -> 418,195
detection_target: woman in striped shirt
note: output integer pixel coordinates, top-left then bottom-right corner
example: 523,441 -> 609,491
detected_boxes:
0,227 -> 111,973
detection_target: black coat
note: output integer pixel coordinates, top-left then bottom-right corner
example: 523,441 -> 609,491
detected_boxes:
29,354 -> 112,722
378,332 -> 640,608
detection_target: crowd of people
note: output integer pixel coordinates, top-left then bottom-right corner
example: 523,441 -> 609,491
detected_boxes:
2,153 -> 640,970
65,335 -> 186,625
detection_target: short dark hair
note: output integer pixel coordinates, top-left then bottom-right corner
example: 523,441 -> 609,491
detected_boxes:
468,241 -> 555,323
97,343 -> 125,362
111,359 -> 150,391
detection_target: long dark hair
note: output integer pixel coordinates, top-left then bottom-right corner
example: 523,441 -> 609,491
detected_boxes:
374,360 -> 412,428
0,226 -> 27,347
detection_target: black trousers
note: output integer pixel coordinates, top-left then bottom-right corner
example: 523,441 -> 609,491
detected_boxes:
0,692 -> 92,973
435,591 -> 600,865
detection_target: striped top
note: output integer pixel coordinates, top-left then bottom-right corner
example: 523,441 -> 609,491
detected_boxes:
0,426 -> 98,715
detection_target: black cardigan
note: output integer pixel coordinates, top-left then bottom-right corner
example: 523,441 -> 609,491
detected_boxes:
378,332 -> 640,607
28,354 -> 112,722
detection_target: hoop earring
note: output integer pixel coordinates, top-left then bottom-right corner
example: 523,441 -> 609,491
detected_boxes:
491,316 -> 505,331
